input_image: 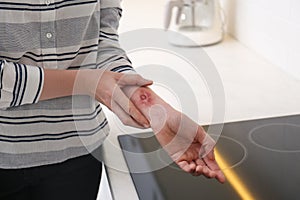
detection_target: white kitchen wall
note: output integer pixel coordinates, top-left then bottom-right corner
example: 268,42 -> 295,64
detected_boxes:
221,0 -> 300,79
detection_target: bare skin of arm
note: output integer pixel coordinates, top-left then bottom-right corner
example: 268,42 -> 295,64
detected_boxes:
40,69 -> 225,182
40,69 -> 152,128
123,86 -> 226,183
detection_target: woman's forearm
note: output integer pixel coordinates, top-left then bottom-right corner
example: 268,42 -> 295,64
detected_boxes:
39,69 -> 152,127
39,69 -> 82,101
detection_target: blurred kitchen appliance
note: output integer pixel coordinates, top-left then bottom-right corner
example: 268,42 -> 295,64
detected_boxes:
164,0 -> 225,47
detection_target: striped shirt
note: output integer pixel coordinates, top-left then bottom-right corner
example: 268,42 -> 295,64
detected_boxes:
0,0 -> 134,168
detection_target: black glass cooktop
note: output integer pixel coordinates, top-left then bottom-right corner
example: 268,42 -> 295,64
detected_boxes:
118,115 -> 300,200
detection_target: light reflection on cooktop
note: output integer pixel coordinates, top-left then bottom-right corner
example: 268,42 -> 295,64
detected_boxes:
118,115 -> 300,200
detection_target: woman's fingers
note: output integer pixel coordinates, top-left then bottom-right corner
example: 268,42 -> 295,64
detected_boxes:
203,153 -> 226,183
117,73 -> 153,87
195,127 -> 226,182
177,161 -> 194,173
112,86 -> 150,127
215,171 -> 226,183
189,161 -> 197,172
194,165 -> 204,176
203,152 -> 220,170
177,159 -> 216,178
194,159 -> 209,177
111,101 -> 145,129
92,71 -> 152,128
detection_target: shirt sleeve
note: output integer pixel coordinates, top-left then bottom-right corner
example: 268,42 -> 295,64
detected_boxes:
0,60 -> 44,109
97,0 -> 136,74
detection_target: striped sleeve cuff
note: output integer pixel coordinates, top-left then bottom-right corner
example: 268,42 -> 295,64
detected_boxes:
0,60 -> 44,109
101,0 -> 121,9
110,65 -> 136,74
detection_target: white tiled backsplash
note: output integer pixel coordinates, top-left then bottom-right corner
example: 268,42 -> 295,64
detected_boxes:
222,0 -> 300,79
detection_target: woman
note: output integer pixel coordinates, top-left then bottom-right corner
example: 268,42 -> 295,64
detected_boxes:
0,0 -> 225,199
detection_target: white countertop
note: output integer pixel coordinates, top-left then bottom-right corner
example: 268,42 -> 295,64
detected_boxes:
98,1 -> 300,199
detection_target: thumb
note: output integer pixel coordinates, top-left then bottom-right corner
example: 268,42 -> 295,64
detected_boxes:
199,134 -> 216,159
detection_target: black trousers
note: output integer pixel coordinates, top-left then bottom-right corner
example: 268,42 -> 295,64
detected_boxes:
0,152 -> 102,200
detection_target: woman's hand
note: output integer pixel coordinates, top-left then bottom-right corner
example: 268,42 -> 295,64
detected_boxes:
153,109 -> 226,183
77,70 -> 153,128
41,68 -> 152,128
123,86 -> 226,183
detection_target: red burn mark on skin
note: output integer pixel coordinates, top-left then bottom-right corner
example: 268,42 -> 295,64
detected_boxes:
139,89 -> 152,106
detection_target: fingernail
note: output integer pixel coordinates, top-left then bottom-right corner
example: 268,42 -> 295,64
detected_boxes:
143,124 -> 150,128
146,79 -> 153,83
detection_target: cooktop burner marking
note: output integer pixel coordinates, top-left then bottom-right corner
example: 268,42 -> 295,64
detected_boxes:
249,123 -> 300,153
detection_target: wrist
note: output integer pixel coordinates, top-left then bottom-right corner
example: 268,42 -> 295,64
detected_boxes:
75,69 -> 104,97
123,86 -> 175,121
